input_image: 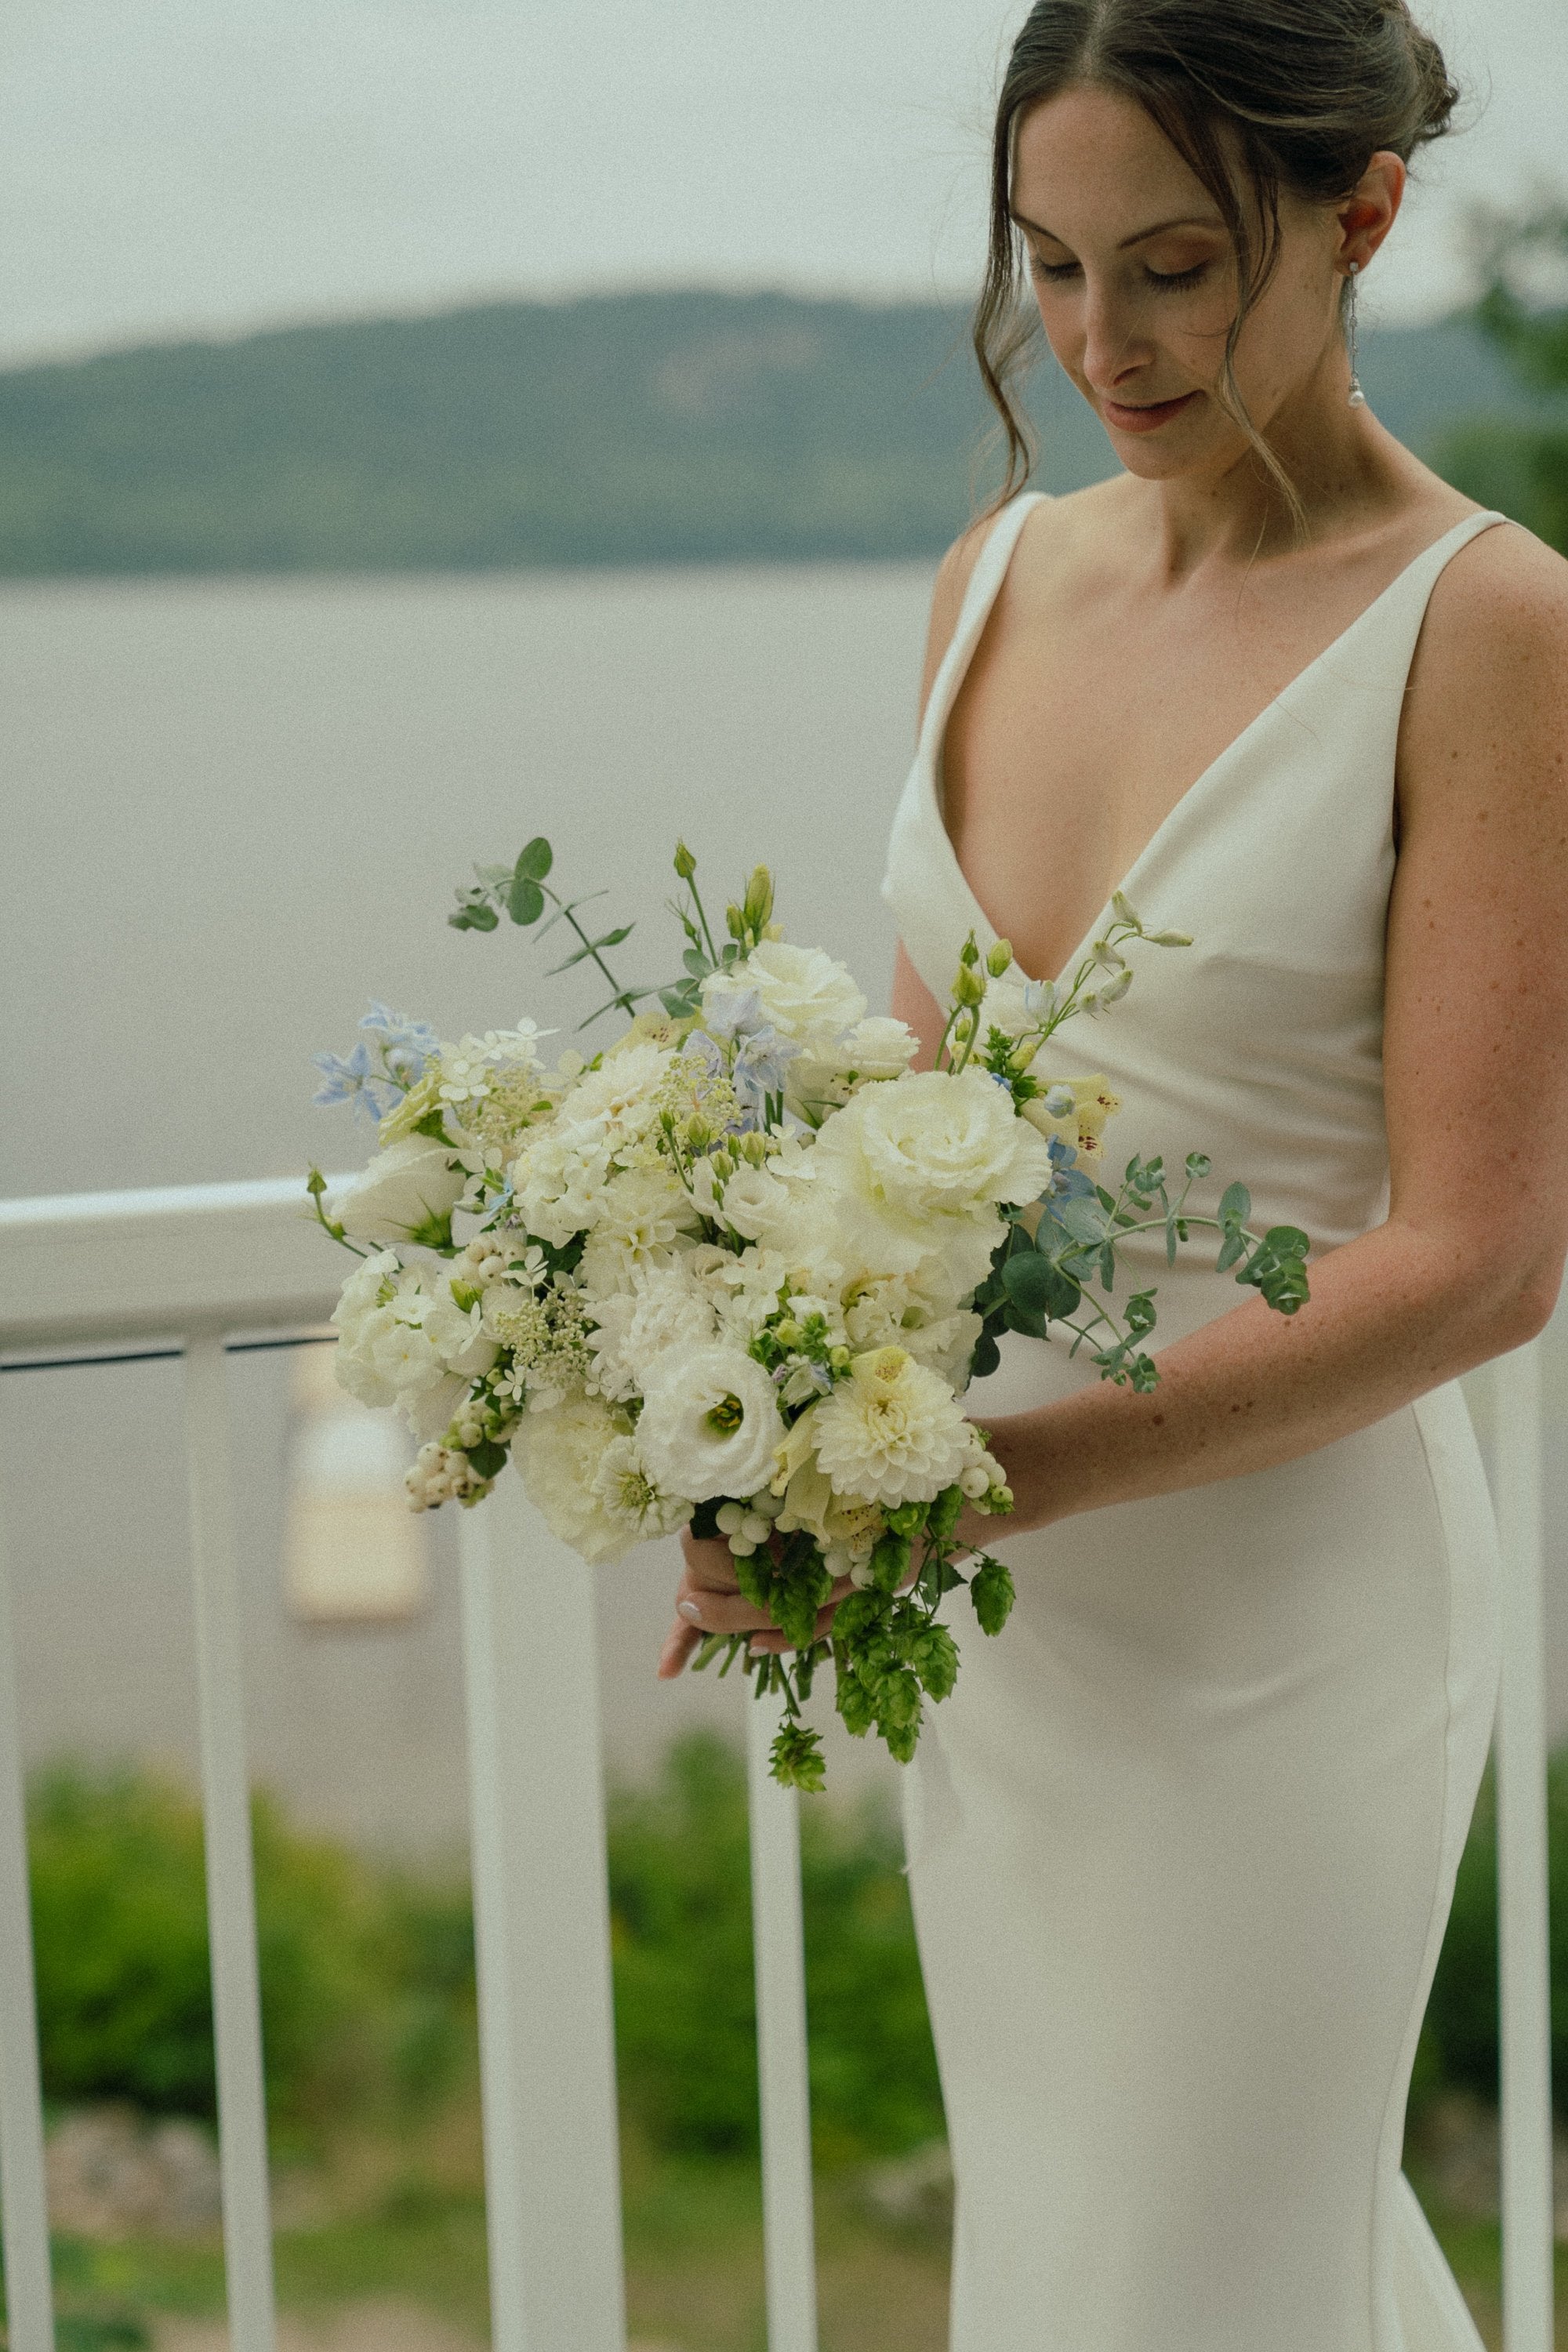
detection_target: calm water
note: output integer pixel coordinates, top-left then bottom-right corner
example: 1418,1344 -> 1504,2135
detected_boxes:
2,564 -> 936,1841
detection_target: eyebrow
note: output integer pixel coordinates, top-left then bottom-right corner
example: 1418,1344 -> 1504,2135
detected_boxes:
1009,210 -> 1224,248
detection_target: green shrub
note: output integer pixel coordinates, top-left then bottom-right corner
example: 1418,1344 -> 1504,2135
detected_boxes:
27,1765 -> 402,2132
1417,1751 -> 1568,2114
608,1733 -> 943,2164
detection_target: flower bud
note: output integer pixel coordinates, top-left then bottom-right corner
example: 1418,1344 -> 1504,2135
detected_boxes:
1149,929 -> 1193,948
1099,964 -> 1134,1005
710,1150 -> 735,1181
686,1116 -> 712,1150
673,840 -> 697,880
742,866 -> 775,931
986,938 -> 1014,978
959,932 -> 980,967
953,965 -> 985,1008
1091,938 -> 1127,971
1110,889 -> 1142,930
1007,1039 -> 1040,1075
1042,1083 -> 1075,1119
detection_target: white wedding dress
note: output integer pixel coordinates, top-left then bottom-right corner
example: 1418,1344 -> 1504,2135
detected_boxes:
881,492 -> 1508,2351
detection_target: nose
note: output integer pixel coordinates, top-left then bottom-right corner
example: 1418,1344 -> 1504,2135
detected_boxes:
1078,275 -> 1155,399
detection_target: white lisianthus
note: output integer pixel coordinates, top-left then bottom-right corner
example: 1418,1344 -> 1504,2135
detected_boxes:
586,1266 -> 717,1403
805,1345 -> 979,1508
839,1015 -> 919,1080
512,1395 -> 641,1564
703,941 -> 866,1057
334,1138 -> 466,1247
637,1345 -> 786,1504
810,1064 -> 1054,1278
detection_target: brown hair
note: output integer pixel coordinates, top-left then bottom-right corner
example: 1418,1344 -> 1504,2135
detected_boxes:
974,0 -> 1460,510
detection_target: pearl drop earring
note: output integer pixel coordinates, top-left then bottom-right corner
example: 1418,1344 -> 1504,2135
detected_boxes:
1345,261 -> 1367,408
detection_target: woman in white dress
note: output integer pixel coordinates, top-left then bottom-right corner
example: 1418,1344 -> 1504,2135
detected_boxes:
661,2 -> 1568,2342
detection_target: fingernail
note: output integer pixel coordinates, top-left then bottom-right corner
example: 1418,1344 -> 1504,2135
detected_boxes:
677,1600 -> 704,1624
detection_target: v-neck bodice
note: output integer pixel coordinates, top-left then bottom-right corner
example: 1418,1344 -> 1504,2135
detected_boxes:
882,492 -> 1505,1326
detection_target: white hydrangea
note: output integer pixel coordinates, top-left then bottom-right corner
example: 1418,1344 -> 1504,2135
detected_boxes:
804,1345 -> 985,1508
509,1040 -> 676,1247
637,1344 -> 786,1505
511,1395 -> 642,1564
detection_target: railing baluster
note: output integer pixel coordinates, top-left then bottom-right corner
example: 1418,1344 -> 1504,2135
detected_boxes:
0,1490 -> 55,2352
457,1475 -> 625,2352
183,1334 -> 278,2352
746,1686 -> 818,2352
1494,1337 -> 1555,2352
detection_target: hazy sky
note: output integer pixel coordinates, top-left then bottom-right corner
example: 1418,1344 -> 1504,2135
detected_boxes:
5,0 -> 1566,366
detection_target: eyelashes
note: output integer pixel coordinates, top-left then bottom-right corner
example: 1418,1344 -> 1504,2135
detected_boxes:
1028,257 -> 1211,292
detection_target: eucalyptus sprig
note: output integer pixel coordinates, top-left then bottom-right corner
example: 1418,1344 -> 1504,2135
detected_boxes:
450,837 -> 655,1028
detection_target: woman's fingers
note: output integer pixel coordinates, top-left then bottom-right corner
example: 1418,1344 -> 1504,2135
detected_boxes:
680,1529 -> 746,1592
658,1617 -> 704,1680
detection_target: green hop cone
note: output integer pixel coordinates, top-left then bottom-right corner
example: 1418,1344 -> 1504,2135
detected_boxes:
770,1719 -> 826,1791
969,1555 -> 1016,1636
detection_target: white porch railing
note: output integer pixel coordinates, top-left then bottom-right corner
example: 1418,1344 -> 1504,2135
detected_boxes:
0,1178 -> 1554,2351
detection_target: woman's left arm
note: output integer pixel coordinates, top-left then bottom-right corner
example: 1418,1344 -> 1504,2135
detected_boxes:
977,521 -> 1568,1537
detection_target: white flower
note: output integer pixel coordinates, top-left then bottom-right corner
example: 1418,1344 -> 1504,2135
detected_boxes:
586,1265 -> 717,1402
838,1015 -> 918,1080
422,1282 -> 501,1380
578,1164 -> 696,1292
334,1138 -> 466,1247
512,1395 -> 641,1564
688,1156 -> 792,1245
590,1436 -> 691,1544
810,1065 -> 1053,1276
637,1344 -> 786,1504
702,941 -> 866,1056
805,1345 -> 979,1508
842,1269 -> 980,1389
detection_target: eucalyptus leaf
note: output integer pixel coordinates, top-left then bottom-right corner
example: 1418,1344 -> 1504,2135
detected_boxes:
514,836 -> 554,883
508,876 -> 545,925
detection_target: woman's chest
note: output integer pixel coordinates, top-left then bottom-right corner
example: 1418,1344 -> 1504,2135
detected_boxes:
938,562 -> 1403,985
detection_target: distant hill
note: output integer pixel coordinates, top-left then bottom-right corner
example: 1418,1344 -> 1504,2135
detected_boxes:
0,289 -> 1560,576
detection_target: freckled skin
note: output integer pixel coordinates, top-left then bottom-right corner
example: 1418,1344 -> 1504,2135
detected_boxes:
660,87 -> 1568,1675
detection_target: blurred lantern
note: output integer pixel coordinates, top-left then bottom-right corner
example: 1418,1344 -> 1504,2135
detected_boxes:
282,1341 -> 428,1622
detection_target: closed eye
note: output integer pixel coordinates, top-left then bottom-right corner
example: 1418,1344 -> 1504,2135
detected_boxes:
1028,256 -> 1213,292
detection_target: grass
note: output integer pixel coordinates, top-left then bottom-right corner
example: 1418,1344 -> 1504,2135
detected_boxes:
38,2129 -> 1560,2352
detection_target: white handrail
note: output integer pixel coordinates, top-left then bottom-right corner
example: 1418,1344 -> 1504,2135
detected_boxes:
1493,1338 -> 1555,2352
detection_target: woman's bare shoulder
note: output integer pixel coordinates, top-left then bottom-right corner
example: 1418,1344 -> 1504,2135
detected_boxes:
916,479 -> 1132,724
1403,517 -> 1568,816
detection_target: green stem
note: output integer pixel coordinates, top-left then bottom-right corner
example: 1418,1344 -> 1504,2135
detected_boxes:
543,884 -> 640,1016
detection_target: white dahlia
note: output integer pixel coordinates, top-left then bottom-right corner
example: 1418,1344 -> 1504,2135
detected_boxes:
806,1345 -> 978,1508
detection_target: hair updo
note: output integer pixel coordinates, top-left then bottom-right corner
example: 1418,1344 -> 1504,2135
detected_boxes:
974,0 -> 1461,503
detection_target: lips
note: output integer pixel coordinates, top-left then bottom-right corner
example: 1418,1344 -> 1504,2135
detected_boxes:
1101,390 -> 1200,434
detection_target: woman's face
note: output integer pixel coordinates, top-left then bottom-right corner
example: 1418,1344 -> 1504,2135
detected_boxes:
1010,82 -> 1367,478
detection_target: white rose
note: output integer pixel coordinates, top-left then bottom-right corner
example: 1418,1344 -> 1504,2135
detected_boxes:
702,940 -> 866,1054
637,1344 -> 785,1504
811,1065 -> 1052,1276
512,1395 -> 641,1565
334,1138 -> 466,1247
806,1345 -> 978,1508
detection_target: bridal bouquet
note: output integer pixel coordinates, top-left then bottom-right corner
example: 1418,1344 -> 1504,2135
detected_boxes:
309,841 -> 1309,1788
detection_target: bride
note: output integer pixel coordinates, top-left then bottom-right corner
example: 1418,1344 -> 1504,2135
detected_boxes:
661,0 -> 1568,2342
